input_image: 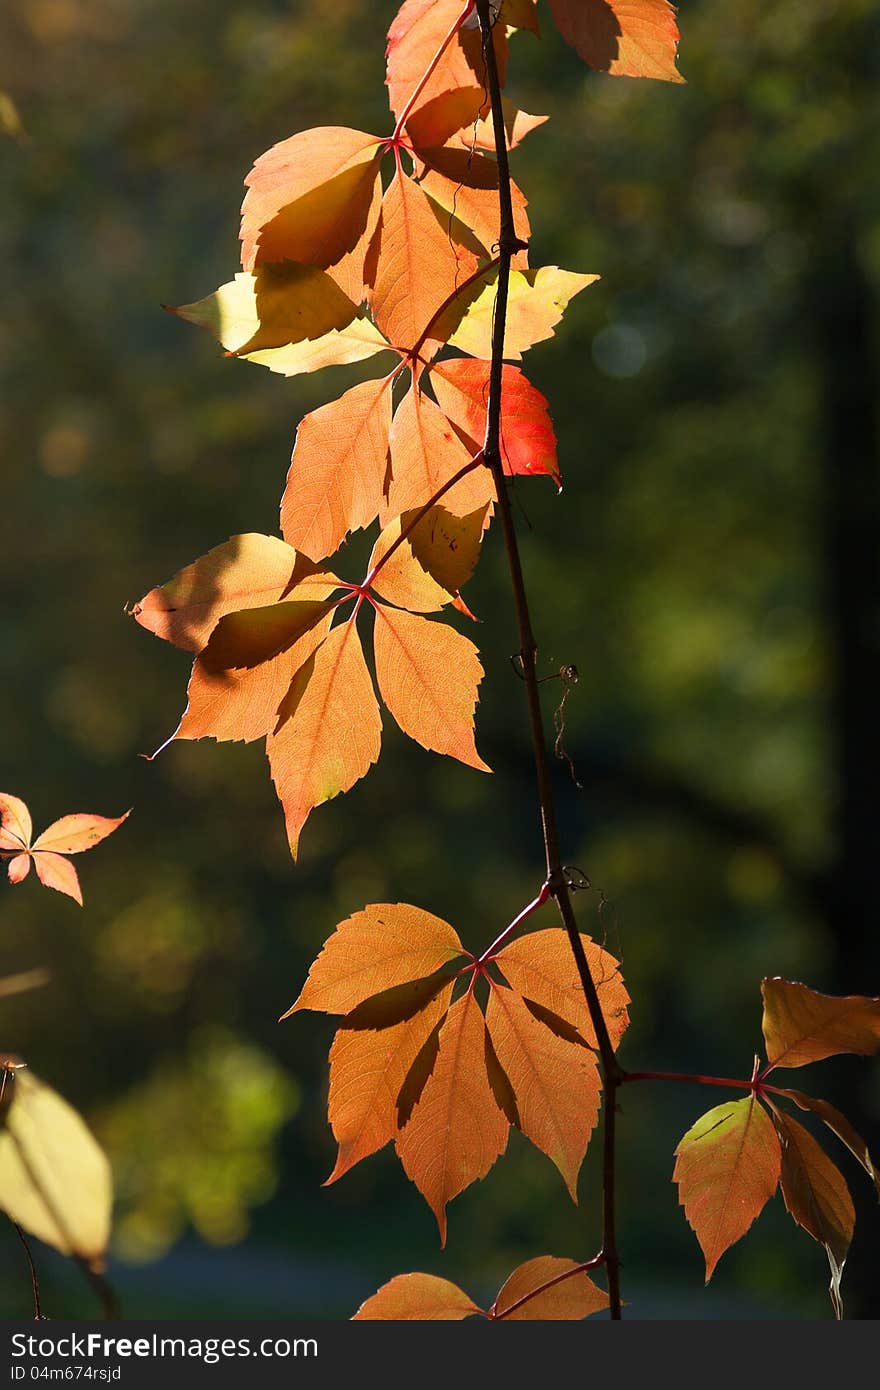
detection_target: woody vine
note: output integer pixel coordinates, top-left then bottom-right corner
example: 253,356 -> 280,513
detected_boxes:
2,0 -> 879,1323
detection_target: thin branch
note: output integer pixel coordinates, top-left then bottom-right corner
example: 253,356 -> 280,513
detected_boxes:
10,1219 -> 43,1319
473,0 -> 623,1318
621,1069 -> 755,1092
74,1257 -> 121,1320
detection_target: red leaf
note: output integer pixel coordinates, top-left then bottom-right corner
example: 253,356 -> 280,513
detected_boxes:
432,358 -> 559,482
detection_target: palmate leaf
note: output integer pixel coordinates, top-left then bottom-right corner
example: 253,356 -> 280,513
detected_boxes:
673,1096 -> 781,1281
354,1252 -> 608,1321
289,903 -> 629,1238
1,794 -> 129,907
547,0 -> 684,83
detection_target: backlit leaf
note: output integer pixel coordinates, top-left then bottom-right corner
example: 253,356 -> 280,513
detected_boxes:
492,1255 -> 609,1320
772,1108 -> 854,1319
240,127 -> 383,273
1,796 -> 128,907
32,852 -> 82,906
384,386 -> 495,520
433,266 -> 598,360
493,929 -> 630,1051
353,1272 -> 480,1321
771,1088 -> 880,1198
0,1069 -> 112,1267
673,1096 -> 781,1281
485,983 -> 600,1199
452,100 -> 548,154
548,0 -> 684,83
326,982 -> 453,1183
131,533 -> 305,653
386,0 -> 508,126
369,505 -> 489,613
405,87 -> 486,150
0,794 -> 32,851
281,376 -> 394,562
266,620 -> 381,859
173,266 -> 359,356
432,358 -> 559,482
373,605 -> 491,772
200,600 -> 333,672
761,978 -> 880,1071
283,903 -> 464,1017
367,172 -> 480,353
31,812 -> 130,856
416,156 -> 530,261
241,319 -> 393,377
396,990 -> 509,1244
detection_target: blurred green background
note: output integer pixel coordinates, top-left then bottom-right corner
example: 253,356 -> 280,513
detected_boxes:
1,0 -> 878,1319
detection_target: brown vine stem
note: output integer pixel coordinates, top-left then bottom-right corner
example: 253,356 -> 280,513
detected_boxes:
11,1219 -> 43,1319
473,0 -> 623,1319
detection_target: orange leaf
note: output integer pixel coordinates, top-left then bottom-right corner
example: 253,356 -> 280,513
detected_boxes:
283,903 -> 464,1017
770,1088 -> 880,1198
432,359 -> 559,482
175,614 -> 333,746
353,1272 -> 480,1321
32,852 -> 82,907
373,605 -> 491,772
131,534 -> 306,653
405,87 -> 486,150
396,990 -> 509,1243
493,928 -> 629,1051
326,982 -> 453,1183
485,984 -> 600,1200
266,619 -> 381,859
416,155 -> 530,260
0,795 -> 32,851
366,172 -> 480,353
384,386 -> 495,520
32,812 -> 130,855
386,0 -> 508,127
548,0 -> 684,83
240,127 -> 383,273
281,377 -> 394,562
772,1108 -> 854,1319
199,600 -> 334,673
430,265 -> 598,361
673,1096 -> 781,1281
761,977 -> 880,1071
492,1255 -> 609,1320
369,505 -> 489,614
454,100 -> 548,154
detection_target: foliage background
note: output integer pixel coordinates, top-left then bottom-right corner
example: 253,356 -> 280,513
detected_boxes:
1,0 -> 877,1318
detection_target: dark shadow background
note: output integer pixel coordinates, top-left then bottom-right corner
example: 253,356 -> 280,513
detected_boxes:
1,0 -> 878,1319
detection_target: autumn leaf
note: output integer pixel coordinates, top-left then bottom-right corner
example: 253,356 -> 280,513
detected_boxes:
368,504 -> 489,613
283,903 -> 465,1017
395,990 -> 509,1243
353,1272 -> 481,1321
493,928 -> 630,1051
548,0 -> 684,84
172,265 -> 361,357
326,982 -> 453,1183
673,1096 -> 781,1281
485,983 -> 601,1200
416,154 -> 530,261
384,385 -> 495,520
366,170 -> 481,353
405,87 -> 487,150
430,265 -> 598,360
453,99 -> 548,153
240,127 -> 383,278
386,0 -> 509,127
373,604 -> 491,772
1,794 -> 129,907
492,1255 -> 609,1320
281,376 -> 394,561
761,977 -> 880,1071
432,358 -> 559,483
266,619 -> 382,859
241,319 -> 393,378
131,533 -> 310,652
0,1066 -> 112,1268
770,1088 -> 880,1198
771,1107 -> 854,1319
